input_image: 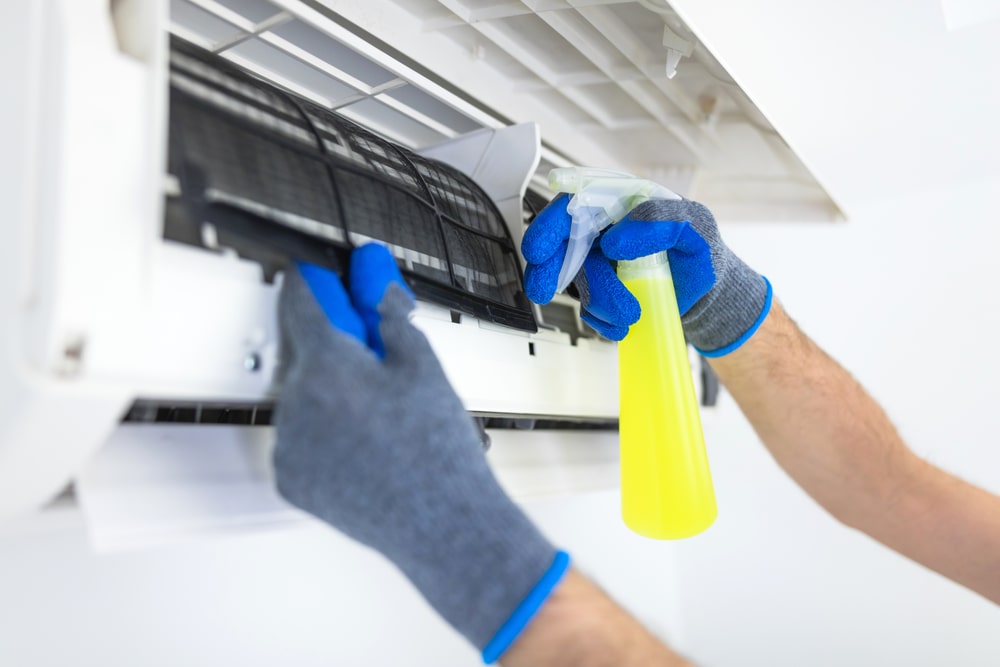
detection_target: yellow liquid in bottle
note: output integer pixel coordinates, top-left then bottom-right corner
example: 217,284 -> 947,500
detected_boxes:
618,256 -> 717,539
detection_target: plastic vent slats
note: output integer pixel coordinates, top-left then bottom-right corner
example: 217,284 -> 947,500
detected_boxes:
166,37 -> 536,332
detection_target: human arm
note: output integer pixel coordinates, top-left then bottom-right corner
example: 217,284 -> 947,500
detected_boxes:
709,300 -> 1000,604
274,243 -> 695,664
502,569 -> 694,667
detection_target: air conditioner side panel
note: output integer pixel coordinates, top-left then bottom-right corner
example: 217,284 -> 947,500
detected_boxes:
0,0 -> 166,519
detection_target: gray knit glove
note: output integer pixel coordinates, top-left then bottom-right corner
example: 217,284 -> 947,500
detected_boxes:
274,243 -> 569,662
523,194 -> 771,355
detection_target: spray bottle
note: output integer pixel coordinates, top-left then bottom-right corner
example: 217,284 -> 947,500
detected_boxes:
549,167 -> 717,539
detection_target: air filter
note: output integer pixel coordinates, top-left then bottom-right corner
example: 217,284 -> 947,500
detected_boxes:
166,37 -> 536,332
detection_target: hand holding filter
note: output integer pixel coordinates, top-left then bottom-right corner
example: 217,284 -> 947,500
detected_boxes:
548,167 -> 717,539
275,245 -> 568,660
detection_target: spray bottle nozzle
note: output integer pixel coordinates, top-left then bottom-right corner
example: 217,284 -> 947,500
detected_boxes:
547,167 -> 681,293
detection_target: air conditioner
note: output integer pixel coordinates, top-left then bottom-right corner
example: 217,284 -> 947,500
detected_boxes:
1,0 -> 837,549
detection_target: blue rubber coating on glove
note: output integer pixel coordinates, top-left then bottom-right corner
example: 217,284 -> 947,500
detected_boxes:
348,243 -> 414,358
601,217 -> 715,316
521,193 -> 572,266
697,277 -> 773,357
297,261 -> 367,347
481,551 -> 571,664
579,247 -> 640,328
580,311 -> 629,341
523,240 -> 568,306
521,194 -> 608,306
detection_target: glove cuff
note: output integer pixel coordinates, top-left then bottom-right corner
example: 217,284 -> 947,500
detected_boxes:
682,250 -> 771,355
481,551 -> 571,663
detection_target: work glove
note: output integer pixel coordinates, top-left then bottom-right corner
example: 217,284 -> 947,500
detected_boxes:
522,192 -> 772,356
274,243 -> 570,663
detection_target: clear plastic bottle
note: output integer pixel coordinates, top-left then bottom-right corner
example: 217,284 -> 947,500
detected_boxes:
617,253 -> 717,539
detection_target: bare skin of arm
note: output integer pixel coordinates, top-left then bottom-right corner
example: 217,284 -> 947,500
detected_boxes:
710,301 -> 1000,604
501,569 -> 694,667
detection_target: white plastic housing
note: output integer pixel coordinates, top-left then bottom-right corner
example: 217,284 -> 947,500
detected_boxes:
0,0 -> 619,521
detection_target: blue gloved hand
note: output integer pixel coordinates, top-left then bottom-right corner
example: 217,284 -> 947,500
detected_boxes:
274,243 -> 570,663
522,193 -> 771,356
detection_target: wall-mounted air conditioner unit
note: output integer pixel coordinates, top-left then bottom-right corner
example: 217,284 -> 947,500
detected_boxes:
1,0 -> 837,549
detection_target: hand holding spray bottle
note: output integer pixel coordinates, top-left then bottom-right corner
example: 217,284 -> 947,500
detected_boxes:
549,167 -> 717,539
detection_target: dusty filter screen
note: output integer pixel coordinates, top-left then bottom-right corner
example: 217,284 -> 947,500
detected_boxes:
166,37 -> 536,332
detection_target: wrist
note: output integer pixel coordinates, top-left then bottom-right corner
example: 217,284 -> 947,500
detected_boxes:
501,569 -> 695,667
482,551 -> 571,663
684,261 -> 771,356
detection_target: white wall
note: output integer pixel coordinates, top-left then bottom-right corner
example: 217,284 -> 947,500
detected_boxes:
0,489 -> 689,667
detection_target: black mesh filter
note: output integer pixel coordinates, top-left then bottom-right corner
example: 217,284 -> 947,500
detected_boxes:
166,37 -> 536,332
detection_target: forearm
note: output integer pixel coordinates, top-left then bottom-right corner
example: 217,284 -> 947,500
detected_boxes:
710,301 -> 1000,603
710,301 -> 909,521
501,569 -> 693,667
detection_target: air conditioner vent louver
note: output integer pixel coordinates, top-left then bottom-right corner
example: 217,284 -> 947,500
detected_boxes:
167,37 -> 537,332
